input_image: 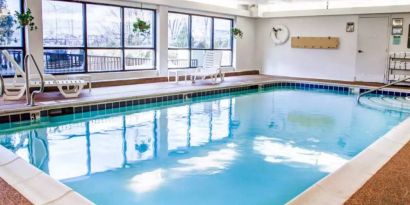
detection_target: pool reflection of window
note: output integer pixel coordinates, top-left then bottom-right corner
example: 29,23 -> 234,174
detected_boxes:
0,133 -> 30,161
47,126 -> 88,179
47,122 -> 86,140
211,99 -> 230,140
89,116 -> 124,173
130,143 -> 238,194
190,103 -> 212,146
125,111 -> 156,163
1,99 -> 234,180
253,136 -> 348,173
168,106 -> 189,150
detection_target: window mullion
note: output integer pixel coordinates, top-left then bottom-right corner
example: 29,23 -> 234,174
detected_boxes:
211,17 -> 214,50
121,7 -> 125,71
83,3 -> 88,73
189,14 -> 193,68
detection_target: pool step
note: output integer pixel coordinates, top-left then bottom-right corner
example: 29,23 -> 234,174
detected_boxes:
359,95 -> 410,112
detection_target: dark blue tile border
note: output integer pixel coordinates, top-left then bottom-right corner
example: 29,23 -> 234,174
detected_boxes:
262,82 -> 351,93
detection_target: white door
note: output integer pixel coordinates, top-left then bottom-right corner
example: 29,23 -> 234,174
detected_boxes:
355,17 -> 389,83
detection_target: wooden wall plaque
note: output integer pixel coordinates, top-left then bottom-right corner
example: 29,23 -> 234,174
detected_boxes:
291,37 -> 340,49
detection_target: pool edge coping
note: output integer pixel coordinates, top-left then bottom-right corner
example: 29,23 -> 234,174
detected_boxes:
286,117 -> 410,205
0,145 -> 95,205
0,78 -> 410,204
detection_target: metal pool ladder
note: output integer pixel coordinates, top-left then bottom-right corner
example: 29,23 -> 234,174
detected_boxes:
24,54 -> 45,106
357,76 -> 410,102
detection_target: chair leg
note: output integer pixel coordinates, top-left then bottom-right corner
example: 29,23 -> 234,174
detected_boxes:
3,87 -> 26,101
57,84 -> 84,98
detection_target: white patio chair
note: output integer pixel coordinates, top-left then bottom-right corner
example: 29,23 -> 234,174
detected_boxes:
2,50 -> 88,100
192,51 -> 224,84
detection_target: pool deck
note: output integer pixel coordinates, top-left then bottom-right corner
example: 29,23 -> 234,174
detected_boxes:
0,74 -> 275,116
1,74 -> 410,205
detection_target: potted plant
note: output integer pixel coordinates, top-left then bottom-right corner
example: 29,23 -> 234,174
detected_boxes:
133,18 -> 150,34
231,28 -> 243,39
14,8 -> 37,31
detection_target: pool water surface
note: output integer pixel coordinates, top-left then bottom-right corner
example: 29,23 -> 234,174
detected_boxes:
0,87 -> 408,205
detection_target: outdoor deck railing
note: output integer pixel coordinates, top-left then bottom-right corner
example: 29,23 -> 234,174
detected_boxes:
0,50 -> 23,76
1,51 -> 199,76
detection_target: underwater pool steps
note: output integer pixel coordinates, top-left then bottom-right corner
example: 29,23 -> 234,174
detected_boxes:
357,77 -> 410,102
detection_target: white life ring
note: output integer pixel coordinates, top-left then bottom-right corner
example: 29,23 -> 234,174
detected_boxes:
270,25 -> 290,45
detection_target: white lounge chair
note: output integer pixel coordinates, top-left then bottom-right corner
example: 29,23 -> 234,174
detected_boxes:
2,50 -> 88,100
192,51 -> 224,84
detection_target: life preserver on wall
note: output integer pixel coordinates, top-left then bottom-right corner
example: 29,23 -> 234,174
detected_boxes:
270,25 -> 290,45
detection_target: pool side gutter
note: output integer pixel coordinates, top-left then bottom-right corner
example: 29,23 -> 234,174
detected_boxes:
0,146 -> 95,205
287,117 -> 410,205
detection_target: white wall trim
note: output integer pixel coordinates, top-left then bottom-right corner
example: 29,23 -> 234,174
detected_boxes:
262,5 -> 410,18
122,0 -> 251,17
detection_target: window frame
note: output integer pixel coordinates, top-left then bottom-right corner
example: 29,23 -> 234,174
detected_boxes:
43,0 -> 157,75
168,11 -> 234,69
0,0 -> 26,78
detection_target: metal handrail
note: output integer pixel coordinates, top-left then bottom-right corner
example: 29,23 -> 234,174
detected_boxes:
0,73 -> 4,97
357,76 -> 410,102
24,54 -> 45,106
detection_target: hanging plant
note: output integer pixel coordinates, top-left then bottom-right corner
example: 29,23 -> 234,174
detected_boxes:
231,28 -> 243,39
14,8 -> 37,31
133,18 -> 150,33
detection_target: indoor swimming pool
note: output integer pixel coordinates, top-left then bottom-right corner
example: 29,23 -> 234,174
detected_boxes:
0,86 -> 408,205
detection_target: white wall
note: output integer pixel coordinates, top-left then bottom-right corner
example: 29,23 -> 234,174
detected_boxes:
256,15 -> 359,81
235,17 -> 260,71
255,13 -> 410,83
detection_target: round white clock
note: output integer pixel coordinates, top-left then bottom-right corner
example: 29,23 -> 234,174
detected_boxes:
270,25 -> 290,45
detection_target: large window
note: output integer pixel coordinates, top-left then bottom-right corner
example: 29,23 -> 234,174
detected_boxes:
43,0 -> 85,74
42,0 -> 156,74
168,12 -> 233,69
0,0 -> 24,77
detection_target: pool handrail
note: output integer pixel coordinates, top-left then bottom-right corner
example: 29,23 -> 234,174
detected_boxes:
357,76 -> 410,102
24,54 -> 45,106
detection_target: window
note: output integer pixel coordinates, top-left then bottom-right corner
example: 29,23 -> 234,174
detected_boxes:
0,0 -> 24,77
87,5 -> 121,48
42,0 -> 156,74
43,0 -> 85,74
168,12 -> 233,68
168,13 -> 189,49
124,8 -> 155,70
191,16 -> 212,49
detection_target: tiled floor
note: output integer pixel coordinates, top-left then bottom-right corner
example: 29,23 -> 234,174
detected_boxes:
0,178 -> 32,205
345,141 -> 410,205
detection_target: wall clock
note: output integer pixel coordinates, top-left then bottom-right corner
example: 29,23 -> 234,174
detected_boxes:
270,25 -> 290,45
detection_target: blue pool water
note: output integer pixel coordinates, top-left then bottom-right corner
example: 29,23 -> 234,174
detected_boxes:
0,87 -> 408,205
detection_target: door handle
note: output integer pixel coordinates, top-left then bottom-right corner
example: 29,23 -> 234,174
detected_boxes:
358,50 -> 363,53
